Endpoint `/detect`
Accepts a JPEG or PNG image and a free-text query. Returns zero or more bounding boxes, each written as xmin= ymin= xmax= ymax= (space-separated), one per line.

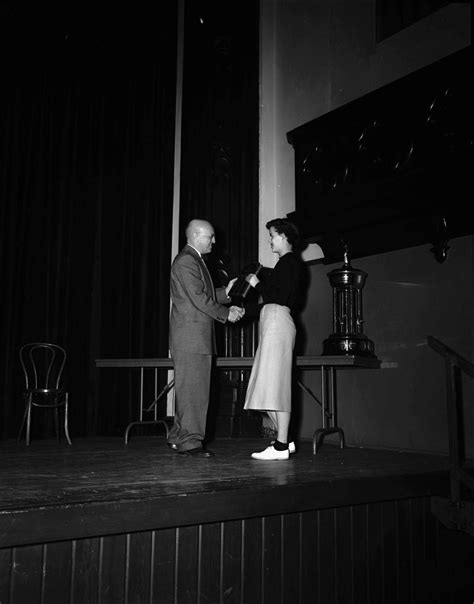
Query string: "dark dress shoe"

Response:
xmin=167 ymin=443 xmax=178 ymax=450
xmin=179 ymin=447 xmax=214 ymax=458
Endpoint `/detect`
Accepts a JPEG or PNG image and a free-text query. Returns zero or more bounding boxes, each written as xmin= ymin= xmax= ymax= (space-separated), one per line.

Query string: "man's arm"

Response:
xmin=173 ymin=256 xmax=246 ymax=323
xmin=215 ymin=277 xmax=238 ymax=304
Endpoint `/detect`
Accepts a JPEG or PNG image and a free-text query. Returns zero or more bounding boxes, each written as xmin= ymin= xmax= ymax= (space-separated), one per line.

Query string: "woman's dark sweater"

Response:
xmin=252 ymin=252 xmax=304 ymax=314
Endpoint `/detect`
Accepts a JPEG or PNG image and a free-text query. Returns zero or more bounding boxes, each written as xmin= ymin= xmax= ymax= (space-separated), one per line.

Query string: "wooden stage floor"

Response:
xmin=3 ymin=437 xmax=474 ymax=604
xmin=0 ymin=435 xmax=454 ymax=548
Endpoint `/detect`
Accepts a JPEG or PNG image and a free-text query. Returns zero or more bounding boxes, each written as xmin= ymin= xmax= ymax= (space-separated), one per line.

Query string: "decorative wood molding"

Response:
xmin=287 ymin=47 xmax=473 ymax=264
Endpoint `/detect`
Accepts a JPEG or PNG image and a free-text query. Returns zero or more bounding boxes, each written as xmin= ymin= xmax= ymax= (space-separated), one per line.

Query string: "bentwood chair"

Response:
xmin=18 ymin=343 xmax=72 ymax=446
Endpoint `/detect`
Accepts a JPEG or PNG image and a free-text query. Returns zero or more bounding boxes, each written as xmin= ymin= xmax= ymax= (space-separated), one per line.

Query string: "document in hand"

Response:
xmin=228 ymin=263 xmax=262 ymax=303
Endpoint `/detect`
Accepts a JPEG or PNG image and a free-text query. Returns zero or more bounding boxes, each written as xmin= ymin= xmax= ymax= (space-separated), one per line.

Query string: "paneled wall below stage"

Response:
xmin=1 ymin=496 xmax=473 ymax=603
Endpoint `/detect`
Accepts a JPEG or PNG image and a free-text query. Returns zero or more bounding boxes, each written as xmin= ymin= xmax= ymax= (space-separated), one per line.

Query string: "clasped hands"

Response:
xmin=228 ymin=305 xmax=245 ymax=323
xmin=225 ymin=278 xmax=246 ymax=323
xmin=225 ymin=274 xmax=262 ymax=323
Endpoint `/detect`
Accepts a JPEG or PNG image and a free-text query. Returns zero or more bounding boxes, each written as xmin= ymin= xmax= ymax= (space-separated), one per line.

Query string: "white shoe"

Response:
xmin=251 ymin=445 xmax=290 ymax=461
xmin=271 ymin=440 xmax=296 ymax=454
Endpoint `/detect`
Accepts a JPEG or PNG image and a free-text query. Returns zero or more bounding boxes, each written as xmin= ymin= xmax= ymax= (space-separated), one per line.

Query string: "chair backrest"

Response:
xmin=19 ymin=343 xmax=67 ymax=392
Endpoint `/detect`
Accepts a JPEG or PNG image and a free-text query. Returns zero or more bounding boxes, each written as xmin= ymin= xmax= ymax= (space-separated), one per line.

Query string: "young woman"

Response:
xmin=244 ymin=218 xmax=304 ymax=460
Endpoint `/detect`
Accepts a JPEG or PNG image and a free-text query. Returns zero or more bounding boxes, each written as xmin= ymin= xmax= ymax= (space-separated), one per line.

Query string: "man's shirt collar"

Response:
xmin=187 ymin=243 xmax=202 ymax=257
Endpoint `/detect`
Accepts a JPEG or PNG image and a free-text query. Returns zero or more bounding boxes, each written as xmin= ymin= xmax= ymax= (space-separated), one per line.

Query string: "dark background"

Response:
xmin=0 ymin=0 xmax=259 ymax=438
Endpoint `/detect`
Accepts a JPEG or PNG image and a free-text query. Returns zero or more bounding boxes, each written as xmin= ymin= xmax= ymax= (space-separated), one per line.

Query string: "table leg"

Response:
xmin=312 ymin=366 xmax=345 ymax=454
xmin=124 ymin=367 xmax=170 ymax=444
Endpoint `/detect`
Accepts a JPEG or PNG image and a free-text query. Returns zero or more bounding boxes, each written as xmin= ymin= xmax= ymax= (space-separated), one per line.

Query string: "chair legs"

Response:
xmin=54 ymin=407 xmax=60 ymax=443
xmin=18 ymin=393 xmax=72 ymax=446
xmin=26 ymin=396 xmax=32 ymax=446
xmin=64 ymin=394 xmax=72 ymax=445
xmin=17 ymin=395 xmax=30 ymax=444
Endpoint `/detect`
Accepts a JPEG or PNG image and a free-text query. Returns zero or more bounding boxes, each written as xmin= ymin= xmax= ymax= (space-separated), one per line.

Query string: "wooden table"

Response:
xmin=95 ymin=355 xmax=380 ymax=453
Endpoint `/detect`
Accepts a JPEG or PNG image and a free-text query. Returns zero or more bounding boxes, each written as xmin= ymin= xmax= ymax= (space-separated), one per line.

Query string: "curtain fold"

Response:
xmin=180 ymin=0 xmax=259 ymax=283
xmin=0 ymin=6 xmax=177 ymax=438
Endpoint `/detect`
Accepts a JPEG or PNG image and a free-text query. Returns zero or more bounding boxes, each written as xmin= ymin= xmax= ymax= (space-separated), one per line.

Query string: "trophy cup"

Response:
xmin=322 ymin=246 xmax=376 ymax=357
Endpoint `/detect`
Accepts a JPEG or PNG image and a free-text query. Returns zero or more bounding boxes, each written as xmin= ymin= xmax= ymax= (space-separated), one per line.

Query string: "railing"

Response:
xmin=427 ymin=335 xmax=474 ymax=503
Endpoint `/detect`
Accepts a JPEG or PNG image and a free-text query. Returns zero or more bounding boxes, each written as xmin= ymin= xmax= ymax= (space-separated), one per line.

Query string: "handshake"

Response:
xmin=228 ymin=305 xmax=245 ymax=323
xmin=225 ymin=269 xmax=262 ymax=323
xmin=225 ymin=277 xmax=245 ymax=323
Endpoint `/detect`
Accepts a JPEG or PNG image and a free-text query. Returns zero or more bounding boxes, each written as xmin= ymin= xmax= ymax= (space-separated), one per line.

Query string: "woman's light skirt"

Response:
xmin=244 ymin=304 xmax=296 ymax=412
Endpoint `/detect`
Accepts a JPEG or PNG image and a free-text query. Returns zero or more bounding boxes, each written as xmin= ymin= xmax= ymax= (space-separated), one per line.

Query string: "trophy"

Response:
xmin=322 ymin=246 xmax=376 ymax=357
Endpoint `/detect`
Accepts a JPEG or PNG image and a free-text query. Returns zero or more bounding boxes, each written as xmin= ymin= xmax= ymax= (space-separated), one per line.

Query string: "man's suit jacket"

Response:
xmin=169 ymin=245 xmax=230 ymax=355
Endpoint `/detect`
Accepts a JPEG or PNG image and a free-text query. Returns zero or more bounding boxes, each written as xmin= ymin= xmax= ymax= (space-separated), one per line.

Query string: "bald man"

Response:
xmin=168 ymin=219 xmax=245 ymax=457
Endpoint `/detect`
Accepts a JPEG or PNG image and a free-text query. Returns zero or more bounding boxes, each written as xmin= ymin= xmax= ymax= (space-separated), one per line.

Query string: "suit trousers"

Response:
xmin=169 ymin=350 xmax=213 ymax=451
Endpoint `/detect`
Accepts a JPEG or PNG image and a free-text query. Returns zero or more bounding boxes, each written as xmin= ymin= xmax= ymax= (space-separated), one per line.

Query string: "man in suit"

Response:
xmin=168 ymin=219 xmax=245 ymax=457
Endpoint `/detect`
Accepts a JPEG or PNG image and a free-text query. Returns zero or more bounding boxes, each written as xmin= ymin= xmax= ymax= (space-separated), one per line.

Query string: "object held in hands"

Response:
xmin=228 ymin=263 xmax=262 ymax=304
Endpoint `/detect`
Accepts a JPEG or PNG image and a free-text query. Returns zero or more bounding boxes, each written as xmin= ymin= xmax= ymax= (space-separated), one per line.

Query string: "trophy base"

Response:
xmin=322 ymin=334 xmax=376 ymax=357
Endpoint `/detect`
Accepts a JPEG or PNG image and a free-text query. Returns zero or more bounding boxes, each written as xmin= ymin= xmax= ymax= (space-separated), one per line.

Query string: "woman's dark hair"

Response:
xmin=265 ymin=218 xmax=299 ymax=247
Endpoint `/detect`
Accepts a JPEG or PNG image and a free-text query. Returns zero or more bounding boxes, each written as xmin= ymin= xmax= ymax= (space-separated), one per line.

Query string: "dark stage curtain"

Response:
xmin=178 ymin=1 xmax=260 ymax=438
xmin=180 ymin=0 xmax=259 ymax=281
xmin=0 ymin=5 xmax=177 ymax=439
xmin=180 ymin=0 xmax=259 ymax=359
